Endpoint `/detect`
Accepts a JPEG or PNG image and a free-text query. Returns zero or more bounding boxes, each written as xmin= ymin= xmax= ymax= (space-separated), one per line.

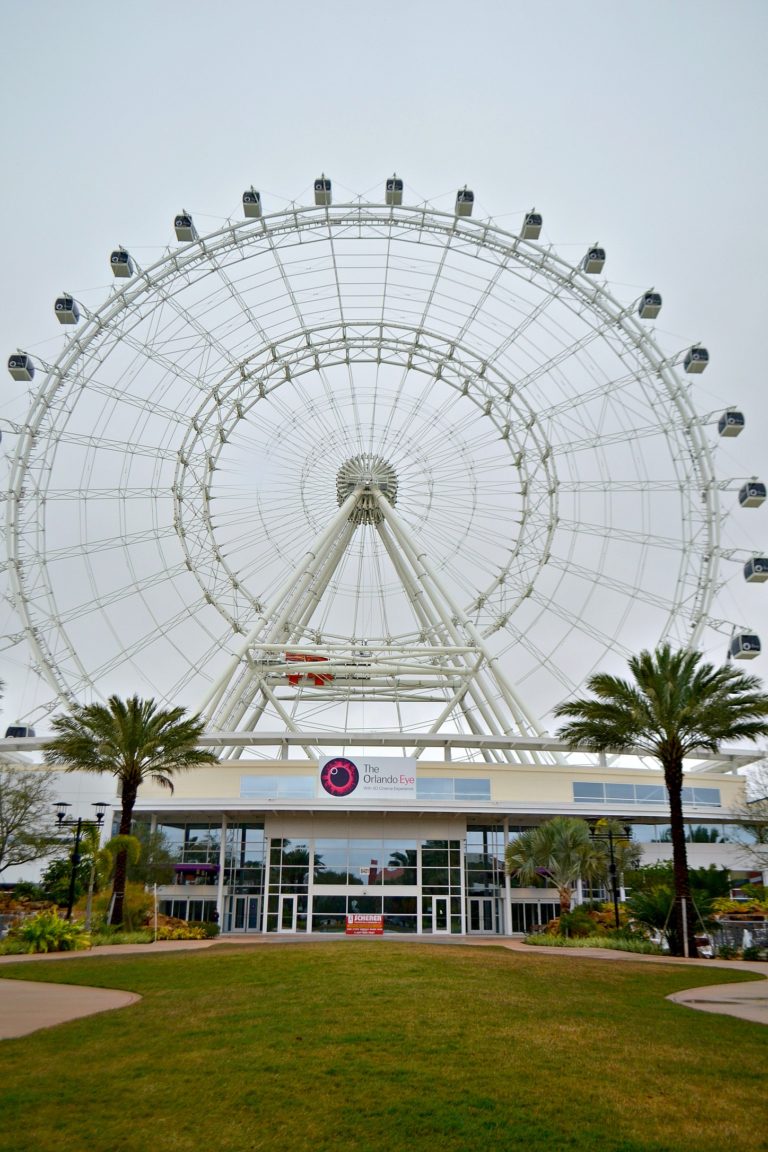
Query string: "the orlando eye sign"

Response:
xmin=318 ymin=755 xmax=417 ymax=800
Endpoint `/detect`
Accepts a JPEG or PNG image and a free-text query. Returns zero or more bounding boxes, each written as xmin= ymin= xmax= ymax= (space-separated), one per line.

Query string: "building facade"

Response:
xmin=131 ymin=755 xmax=758 ymax=936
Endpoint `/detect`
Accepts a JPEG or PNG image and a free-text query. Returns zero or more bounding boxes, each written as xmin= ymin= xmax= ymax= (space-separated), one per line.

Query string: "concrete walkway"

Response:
xmin=0 ymin=940 xmax=213 ymax=1039
xmin=509 ymin=939 xmax=768 ymax=1025
xmin=0 ymin=936 xmax=766 ymax=1039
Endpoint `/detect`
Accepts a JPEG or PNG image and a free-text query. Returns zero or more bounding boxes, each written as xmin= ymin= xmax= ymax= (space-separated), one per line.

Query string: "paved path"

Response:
xmin=0 ymin=979 xmax=140 ymax=1039
xmin=0 ymin=937 xmax=765 ymax=1039
xmin=0 ymin=941 xmax=213 ymax=1039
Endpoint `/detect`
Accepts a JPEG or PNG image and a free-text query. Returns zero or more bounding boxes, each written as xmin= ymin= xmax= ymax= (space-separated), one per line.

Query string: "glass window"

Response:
xmin=240 ymin=775 xmax=315 ymax=799
xmin=691 ymin=787 xmax=721 ymax=806
xmin=312 ymin=913 xmax=345 ymax=933
xmin=416 ymin=778 xmax=491 ymax=800
xmin=347 ymin=840 xmax=384 ymax=882
xmin=635 ymin=785 xmax=667 ymax=803
xmin=347 ymin=895 xmax=382 ymax=915
xmin=455 ymin=778 xmax=491 ymax=800
xmin=383 ymin=843 xmax=417 ymax=886
xmin=157 ymin=823 xmax=185 ymax=856
xmin=278 ymin=776 xmax=316 ymax=796
xmin=417 ymin=778 xmax=453 ymax=797
xmin=574 ymin=782 xmax=604 ymax=801
xmin=606 ymin=784 xmax=635 ymax=801
xmin=313 ymin=895 xmax=346 ymax=914
xmin=422 ymin=868 xmax=450 ymax=890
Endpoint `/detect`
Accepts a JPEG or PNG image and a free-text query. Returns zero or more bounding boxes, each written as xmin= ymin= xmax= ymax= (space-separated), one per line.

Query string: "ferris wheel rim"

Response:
xmin=4 ymin=193 xmax=725 ymax=727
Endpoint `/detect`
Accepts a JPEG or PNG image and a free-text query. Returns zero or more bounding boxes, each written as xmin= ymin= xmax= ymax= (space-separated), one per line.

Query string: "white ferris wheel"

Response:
xmin=4 ymin=176 xmax=764 ymax=761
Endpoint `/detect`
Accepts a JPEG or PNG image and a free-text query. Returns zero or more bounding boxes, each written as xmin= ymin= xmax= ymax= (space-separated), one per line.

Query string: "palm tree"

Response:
xmin=554 ymin=645 xmax=768 ymax=956
xmin=44 ymin=695 xmax=216 ymax=925
xmin=505 ymin=816 xmax=606 ymax=913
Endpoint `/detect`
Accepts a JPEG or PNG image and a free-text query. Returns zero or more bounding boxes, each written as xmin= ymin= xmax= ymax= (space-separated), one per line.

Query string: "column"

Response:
xmin=503 ymin=817 xmax=513 ymax=936
xmin=216 ymin=815 xmax=227 ymax=929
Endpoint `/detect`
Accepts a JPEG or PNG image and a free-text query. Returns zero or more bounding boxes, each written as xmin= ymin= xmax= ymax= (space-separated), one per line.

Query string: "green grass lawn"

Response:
xmin=0 ymin=943 xmax=765 ymax=1152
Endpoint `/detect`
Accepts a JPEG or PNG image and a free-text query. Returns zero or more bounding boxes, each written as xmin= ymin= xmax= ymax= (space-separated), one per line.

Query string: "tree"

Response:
xmin=127 ymin=823 xmax=176 ymax=887
xmin=554 ymin=644 xmax=768 ymax=956
xmin=0 ymin=765 xmax=59 ymax=875
xmin=40 ymin=855 xmax=91 ymax=906
xmin=732 ymin=764 xmax=768 ymax=869
xmin=626 ymin=863 xmax=730 ymax=951
xmin=44 ymin=695 xmax=217 ymax=926
xmin=505 ymin=817 xmax=606 ymax=913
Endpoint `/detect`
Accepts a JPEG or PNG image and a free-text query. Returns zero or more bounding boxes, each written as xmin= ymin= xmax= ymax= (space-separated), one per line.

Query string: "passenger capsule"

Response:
xmin=521 ymin=211 xmax=542 ymax=240
xmin=174 ymin=212 xmax=197 ymax=242
xmin=718 ymin=410 xmax=745 ymax=437
xmin=7 ymin=352 xmax=34 ymax=382
xmin=581 ymin=246 xmax=606 ymax=274
xmin=385 ymin=176 xmax=403 ymax=206
xmin=54 ymin=295 xmax=80 ymax=325
xmin=684 ymin=345 xmax=709 ymax=373
xmin=4 ymin=725 xmax=36 ymax=738
xmin=638 ymin=291 xmax=662 ymax=319
xmin=243 ymin=188 xmax=262 ymax=218
xmin=739 ymin=481 xmax=766 ymax=508
xmin=110 ymin=247 xmax=134 ymax=278
xmin=744 ymin=557 xmax=768 ymax=583
xmin=455 ymin=187 xmax=474 ymax=216
xmin=314 ymin=176 xmax=332 ymax=206
xmin=730 ymin=632 xmax=761 ymax=659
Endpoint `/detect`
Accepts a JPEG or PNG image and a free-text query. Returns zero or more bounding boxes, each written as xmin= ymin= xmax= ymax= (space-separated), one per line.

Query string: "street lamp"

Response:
xmin=590 ymin=823 xmax=621 ymax=930
xmin=54 ymin=801 xmax=108 ymax=920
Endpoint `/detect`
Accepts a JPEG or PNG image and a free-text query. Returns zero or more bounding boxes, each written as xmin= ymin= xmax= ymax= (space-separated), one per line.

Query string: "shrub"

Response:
xmin=716 ymin=942 xmax=738 ymax=959
xmin=10 ymin=881 xmax=46 ymax=902
xmin=525 ymin=933 xmax=661 ymax=954
xmin=156 ymin=922 xmax=210 ymax=940
xmin=188 ymin=919 xmax=220 ymax=939
xmin=8 ymin=910 xmax=91 ymax=953
xmin=0 ymin=938 xmax=27 ymax=955
xmin=91 ymin=929 xmax=154 ymax=946
xmin=557 ymin=908 xmax=596 ymax=938
xmin=84 ymin=882 xmax=154 ymax=931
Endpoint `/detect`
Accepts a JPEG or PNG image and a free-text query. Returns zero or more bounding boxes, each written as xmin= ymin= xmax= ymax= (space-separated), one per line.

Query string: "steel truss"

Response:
xmin=3 ymin=192 xmax=753 ymax=756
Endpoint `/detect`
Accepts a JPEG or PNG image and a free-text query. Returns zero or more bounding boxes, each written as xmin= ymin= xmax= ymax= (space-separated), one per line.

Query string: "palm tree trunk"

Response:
xmin=664 ymin=755 xmax=697 ymax=958
xmin=109 ymin=787 xmax=137 ymax=926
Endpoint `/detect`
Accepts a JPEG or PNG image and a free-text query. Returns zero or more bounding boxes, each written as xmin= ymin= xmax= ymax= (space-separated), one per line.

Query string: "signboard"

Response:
xmin=345 ymin=914 xmax=383 ymax=936
xmin=318 ymin=755 xmax=416 ymax=800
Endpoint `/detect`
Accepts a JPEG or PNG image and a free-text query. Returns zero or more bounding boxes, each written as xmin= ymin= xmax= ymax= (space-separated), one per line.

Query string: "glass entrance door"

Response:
xmin=278 ymin=894 xmax=297 ymax=933
xmin=468 ymin=897 xmax=496 ymax=934
xmin=432 ymin=896 xmax=450 ymax=934
xmin=231 ymin=895 xmax=261 ymax=933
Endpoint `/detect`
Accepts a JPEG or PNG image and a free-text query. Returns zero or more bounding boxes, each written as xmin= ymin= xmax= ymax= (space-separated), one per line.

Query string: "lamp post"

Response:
xmin=54 ymin=802 xmax=108 ymax=920
xmin=590 ymin=824 xmax=621 ymax=930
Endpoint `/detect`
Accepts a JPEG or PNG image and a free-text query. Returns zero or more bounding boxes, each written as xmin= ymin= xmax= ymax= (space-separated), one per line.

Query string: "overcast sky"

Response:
xmin=0 ymin=0 xmax=766 ymax=727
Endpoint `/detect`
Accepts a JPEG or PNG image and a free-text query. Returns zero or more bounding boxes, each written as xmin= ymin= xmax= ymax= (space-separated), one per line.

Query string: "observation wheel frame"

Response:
xmin=5 ymin=194 xmax=724 ymax=757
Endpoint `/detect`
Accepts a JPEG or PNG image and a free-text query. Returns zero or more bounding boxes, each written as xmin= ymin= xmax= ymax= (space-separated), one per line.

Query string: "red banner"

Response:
xmin=345 ymin=914 xmax=383 ymax=936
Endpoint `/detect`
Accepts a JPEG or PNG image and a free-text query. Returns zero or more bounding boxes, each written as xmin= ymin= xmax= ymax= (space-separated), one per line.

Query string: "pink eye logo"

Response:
xmin=320 ymin=757 xmax=359 ymax=796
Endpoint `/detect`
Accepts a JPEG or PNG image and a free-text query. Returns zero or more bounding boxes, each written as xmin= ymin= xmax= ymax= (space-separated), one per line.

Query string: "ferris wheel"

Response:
xmin=4 ymin=176 xmax=762 ymax=759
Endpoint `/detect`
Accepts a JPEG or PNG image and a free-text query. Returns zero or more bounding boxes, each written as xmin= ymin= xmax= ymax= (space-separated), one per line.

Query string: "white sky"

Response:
xmin=0 ymin=0 xmax=766 ymax=728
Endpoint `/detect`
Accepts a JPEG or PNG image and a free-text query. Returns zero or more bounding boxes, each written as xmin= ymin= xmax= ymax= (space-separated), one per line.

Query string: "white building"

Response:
xmin=125 ymin=748 xmax=761 ymax=936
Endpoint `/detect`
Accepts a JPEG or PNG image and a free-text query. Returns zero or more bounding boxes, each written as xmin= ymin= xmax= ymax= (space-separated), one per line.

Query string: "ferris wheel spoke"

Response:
xmin=39 ymin=525 xmax=177 ymax=565
xmin=556 ymin=517 xmax=693 ymax=553
xmin=527 ymin=587 xmax=635 ymax=660
xmin=83 ymin=594 xmax=215 ymax=686
xmin=6 ymin=196 xmax=736 ymax=745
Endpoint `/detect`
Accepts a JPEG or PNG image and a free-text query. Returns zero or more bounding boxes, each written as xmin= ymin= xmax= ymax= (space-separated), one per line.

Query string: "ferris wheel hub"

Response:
xmin=336 ymin=453 xmax=398 ymax=525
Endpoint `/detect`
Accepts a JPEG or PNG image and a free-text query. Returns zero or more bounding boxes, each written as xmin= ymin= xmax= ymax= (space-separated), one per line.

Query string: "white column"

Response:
xmin=216 ymin=815 xmax=227 ymax=929
xmin=503 ymin=817 xmax=513 ymax=936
